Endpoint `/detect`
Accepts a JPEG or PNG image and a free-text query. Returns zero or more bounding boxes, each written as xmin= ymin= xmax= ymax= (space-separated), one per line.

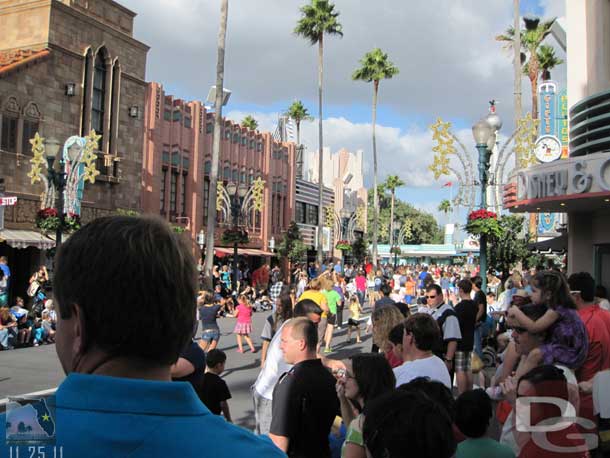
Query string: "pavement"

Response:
xmin=0 ymin=307 xmax=372 ymax=430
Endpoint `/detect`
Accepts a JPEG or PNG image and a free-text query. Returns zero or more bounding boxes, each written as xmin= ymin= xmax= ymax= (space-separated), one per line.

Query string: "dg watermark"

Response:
xmin=515 ymin=395 xmax=598 ymax=453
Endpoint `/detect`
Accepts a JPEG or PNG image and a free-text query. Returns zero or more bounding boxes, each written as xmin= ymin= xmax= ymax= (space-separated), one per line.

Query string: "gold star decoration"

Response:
xmin=81 ymin=130 xmax=101 ymax=184
xmin=514 ymin=113 xmax=540 ymax=169
xmin=251 ymin=177 xmax=265 ymax=212
xmin=429 ymin=117 xmax=456 ymax=180
xmin=324 ymin=206 xmax=335 ymax=228
xmin=216 ymin=182 xmax=225 ymax=212
xmin=28 ymin=132 xmax=46 ymax=184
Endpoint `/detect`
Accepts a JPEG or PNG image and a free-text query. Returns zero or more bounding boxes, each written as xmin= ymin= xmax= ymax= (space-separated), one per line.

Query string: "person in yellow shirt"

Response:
xmin=298 ymin=277 xmax=329 ymax=351
xmin=346 ymin=295 xmax=363 ymax=343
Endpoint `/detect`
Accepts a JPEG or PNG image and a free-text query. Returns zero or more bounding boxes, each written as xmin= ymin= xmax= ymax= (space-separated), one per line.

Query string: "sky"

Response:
xmin=121 ymin=0 xmax=566 ymax=223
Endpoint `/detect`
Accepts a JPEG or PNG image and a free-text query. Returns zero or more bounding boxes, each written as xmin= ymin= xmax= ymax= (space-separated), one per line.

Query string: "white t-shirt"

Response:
xmin=393 ymin=355 xmax=452 ymax=389
xmin=253 ymin=320 xmax=292 ymax=400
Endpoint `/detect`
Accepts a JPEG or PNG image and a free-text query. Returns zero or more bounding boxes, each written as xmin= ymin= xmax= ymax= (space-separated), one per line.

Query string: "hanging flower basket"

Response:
xmin=465 ymin=209 xmax=502 ymax=238
xmin=35 ymin=208 xmax=81 ymax=234
xmin=390 ymin=245 xmax=402 ymax=255
xmin=335 ymin=240 xmax=352 ymax=251
xmin=221 ymin=228 xmax=249 ymax=245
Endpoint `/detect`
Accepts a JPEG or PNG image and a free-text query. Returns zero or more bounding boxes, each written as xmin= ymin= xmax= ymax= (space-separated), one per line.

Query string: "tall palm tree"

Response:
xmin=241 ymin=115 xmax=258 ymax=130
xmin=352 ymin=48 xmax=399 ymax=266
xmin=286 ymin=100 xmax=313 ymax=179
xmin=285 ymin=100 xmax=313 ymax=146
xmin=496 ymin=17 xmax=556 ymax=120
xmin=537 ymin=44 xmax=564 ymax=81
xmin=438 ymin=199 xmax=452 ymax=215
xmin=383 ymin=175 xmax=405 ymax=247
xmin=203 ymin=0 xmax=229 ymax=289
xmin=295 ymin=0 xmax=343 ymax=266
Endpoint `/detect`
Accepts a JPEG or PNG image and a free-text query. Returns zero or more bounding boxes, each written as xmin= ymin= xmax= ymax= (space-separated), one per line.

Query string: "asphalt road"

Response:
xmin=0 ymin=307 xmax=372 ymax=429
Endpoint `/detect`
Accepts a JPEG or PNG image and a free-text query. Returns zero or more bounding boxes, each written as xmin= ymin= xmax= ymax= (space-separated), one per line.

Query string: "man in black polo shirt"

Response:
xmin=269 ymin=317 xmax=339 ymax=457
xmin=453 ymin=279 xmax=477 ymax=394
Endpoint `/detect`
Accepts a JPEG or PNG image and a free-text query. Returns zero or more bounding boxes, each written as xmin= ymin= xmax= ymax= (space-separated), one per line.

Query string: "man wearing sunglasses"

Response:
xmin=425 ymin=284 xmax=461 ymax=377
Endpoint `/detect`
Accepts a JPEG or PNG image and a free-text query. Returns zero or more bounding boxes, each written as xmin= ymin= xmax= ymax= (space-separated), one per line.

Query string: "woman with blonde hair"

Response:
xmin=372 ymin=305 xmax=406 ymax=368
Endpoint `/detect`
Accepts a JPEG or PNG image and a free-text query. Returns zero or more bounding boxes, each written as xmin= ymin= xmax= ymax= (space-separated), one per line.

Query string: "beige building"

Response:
xmin=504 ymin=0 xmax=610 ymax=288
xmin=0 ymin=0 xmax=149 ymax=298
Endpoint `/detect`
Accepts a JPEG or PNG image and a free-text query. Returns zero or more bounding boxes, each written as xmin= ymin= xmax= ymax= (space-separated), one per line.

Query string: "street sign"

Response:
xmin=0 ymin=196 xmax=17 ymax=206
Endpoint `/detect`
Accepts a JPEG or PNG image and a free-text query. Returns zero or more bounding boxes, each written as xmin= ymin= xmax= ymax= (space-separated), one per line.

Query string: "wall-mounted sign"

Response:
xmin=534 ymin=135 xmax=562 ymax=163
xmin=556 ymin=88 xmax=569 ymax=159
xmin=539 ymin=81 xmax=557 ymax=138
xmin=515 ymin=152 xmax=610 ymax=201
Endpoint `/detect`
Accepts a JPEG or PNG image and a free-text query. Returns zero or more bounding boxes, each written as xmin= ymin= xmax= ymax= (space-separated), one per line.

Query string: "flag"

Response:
xmin=442 ymin=182 xmax=453 ymax=187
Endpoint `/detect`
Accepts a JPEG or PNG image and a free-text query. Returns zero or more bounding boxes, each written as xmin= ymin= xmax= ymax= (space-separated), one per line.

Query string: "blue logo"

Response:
xmin=5 ymin=396 xmax=56 ymax=445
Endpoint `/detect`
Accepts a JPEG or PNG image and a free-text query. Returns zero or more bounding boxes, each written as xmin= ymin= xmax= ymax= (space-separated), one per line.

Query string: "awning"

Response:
xmin=0 ymin=229 xmax=55 ymax=250
xmin=214 ymin=247 xmax=275 ymax=257
xmin=528 ymin=234 xmax=567 ymax=253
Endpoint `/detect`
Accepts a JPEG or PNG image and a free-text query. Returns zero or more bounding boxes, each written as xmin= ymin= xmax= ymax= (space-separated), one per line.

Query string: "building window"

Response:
xmin=170 ymin=171 xmax=178 ymax=213
xmin=204 ymin=160 xmax=211 ymax=175
xmin=171 ymin=151 xmax=180 ymax=167
xmin=241 ymin=137 xmax=247 ymax=146
xmin=223 ymin=166 xmax=231 ymax=180
xmin=184 ymin=116 xmax=192 ymax=128
xmin=204 ymin=177 xmax=210 ymax=219
xmin=160 ymin=168 xmax=167 ymax=213
xmin=306 ymin=204 xmax=318 ymax=225
xmin=92 ymin=52 xmax=106 ymax=141
xmin=296 ymin=202 xmax=306 ymax=224
xmin=206 ymin=122 xmax=213 ymax=134
xmin=0 ymin=115 xmax=18 ymax=152
xmin=181 ymin=173 xmax=187 ymax=215
xmin=182 ymin=155 xmax=190 ymax=170
xmin=249 ymin=140 xmax=255 ymax=149
xmin=172 ymin=110 xmax=181 ymax=122
xmin=224 ymin=130 xmax=231 ymax=140
xmin=232 ymin=133 xmax=239 ymax=143
xmin=164 ymin=109 xmax=171 ymax=121
xmin=162 ymin=150 xmax=170 ymax=164
xmin=257 ymin=142 xmax=263 ymax=152
xmin=240 ymin=171 xmax=246 ymax=183
xmin=232 ymin=169 xmax=239 ymax=182
xmin=22 ymin=118 xmax=39 ymax=155
xmin=249 ymin=173 xmax=254 ymax=185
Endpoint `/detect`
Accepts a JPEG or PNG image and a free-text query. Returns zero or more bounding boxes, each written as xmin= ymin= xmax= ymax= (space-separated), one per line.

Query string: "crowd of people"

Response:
xmin=3 ymin=217 xmax=610 ymax=458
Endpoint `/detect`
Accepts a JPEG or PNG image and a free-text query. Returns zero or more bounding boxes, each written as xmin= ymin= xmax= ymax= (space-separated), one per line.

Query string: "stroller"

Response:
xmin=31 ymin=289 xmax=48 ymax=317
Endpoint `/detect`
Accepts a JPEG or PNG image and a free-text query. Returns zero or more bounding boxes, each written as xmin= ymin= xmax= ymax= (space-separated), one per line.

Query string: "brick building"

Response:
xmin=141 ymin=83 xmax=296 ymax=261
xmin=0 ymin=0 xmax=149 ymax=298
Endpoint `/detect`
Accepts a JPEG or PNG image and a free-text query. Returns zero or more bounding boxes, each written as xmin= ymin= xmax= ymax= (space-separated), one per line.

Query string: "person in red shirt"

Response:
xmin=252 ymin=264 xmax=270 ymax=291
xmin=568 ymin=272 xmax=610 ymax=433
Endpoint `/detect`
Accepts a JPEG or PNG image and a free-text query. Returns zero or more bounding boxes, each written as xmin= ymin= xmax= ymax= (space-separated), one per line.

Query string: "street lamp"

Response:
xmin=269 ymin=236 xmax=275 ymax=252
xmin=472 ymin=119 xmax=495 ymax=293
xmin=227 ymin=181 xmax=247 ymax=296
xmin=197 ymin=229 xmax=205 ymax=262
xmin=44 ymin=137 xmax=67 ymax=248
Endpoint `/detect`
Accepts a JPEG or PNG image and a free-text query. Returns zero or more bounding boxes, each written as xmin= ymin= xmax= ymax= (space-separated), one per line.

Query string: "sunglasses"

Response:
xmin=425 ymin=295 xmax=437 ymax=299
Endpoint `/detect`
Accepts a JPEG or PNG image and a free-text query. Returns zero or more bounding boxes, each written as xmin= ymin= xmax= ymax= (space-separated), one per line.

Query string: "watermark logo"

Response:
xmin=5 ymin=396 xmax=56 ymax=445
xmin=515 ymin=395 xmax=598 ymax=453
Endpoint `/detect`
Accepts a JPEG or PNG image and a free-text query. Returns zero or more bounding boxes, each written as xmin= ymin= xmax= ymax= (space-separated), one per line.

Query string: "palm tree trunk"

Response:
xmin=530 ymin=73 xmax=539 ymax=120
xmin=389 ymin=190 xmax=395 ymax=247
xmin=203 ymin=0 xmax=228 ymax=289
xmin=296 ymin=120 xmax=302 ymax=180
xmin=372 ymin=79 xmax=379 ymax=267
xmin=316 ymin=35 xmax=324 ymax=266
xmin=513 ymin=0 xmax=522 ymax=128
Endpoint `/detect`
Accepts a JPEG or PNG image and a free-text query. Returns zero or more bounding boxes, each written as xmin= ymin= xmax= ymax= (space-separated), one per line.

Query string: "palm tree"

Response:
xmin=438 ymin=199 xmax=452 ymax=215
xmin=496 ymin=17 xmax=556 ymax=120
xmin=352 ymin=48 xmax=399 ymax=266
xmin=286 ymin=100 xmax=313 ymax=146
xmin=295 ymin=0 xmax=343 ymax=266
xmin=537 ymin=44 xmax=564 ymax=81
xmin=383 ymin=175 xmax=405 ymax=247
xmin=241 ymin=115 xmax=258 ymax=130
xmin=203 ymin=0 xmax=229 ymax=289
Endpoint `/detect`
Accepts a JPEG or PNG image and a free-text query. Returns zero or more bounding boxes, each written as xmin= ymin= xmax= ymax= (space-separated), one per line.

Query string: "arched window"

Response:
xmin=92 ymin=52 xmax=106 ymax=141
xmin=223 ymin=166 xmax=231 ymax=180
xmin=232 ymin=169 xmax=239 ymax=182
xmin=204 ymin=160 xmax=211 ymax=175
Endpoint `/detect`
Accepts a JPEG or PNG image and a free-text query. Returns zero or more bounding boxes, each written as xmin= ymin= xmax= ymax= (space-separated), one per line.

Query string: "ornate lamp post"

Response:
xmin=197 ymin=229 xmax=205 ymax=262
xmin=471 ymin=119 xmax=496 ymax=293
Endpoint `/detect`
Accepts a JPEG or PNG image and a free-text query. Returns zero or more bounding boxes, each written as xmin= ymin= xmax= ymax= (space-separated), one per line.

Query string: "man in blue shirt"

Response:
xmin=0 ymin=216 xmax=284 ymax=458
xmin=0 ymin=255 xmax=10 ymax=283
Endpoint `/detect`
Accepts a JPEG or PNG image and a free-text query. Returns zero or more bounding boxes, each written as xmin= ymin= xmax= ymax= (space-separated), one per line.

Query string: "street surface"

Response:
xmin=0 ymin=307 xmax=372 ymax=429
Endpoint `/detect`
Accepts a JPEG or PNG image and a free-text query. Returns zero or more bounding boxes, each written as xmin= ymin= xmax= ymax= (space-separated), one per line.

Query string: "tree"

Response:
xmin=277 ymin=221 xmax=307 ymax=264
xmin=241 ymin=115 xmax=258 ymax=130
xmin=438 ymin=199 xmax=452 ymax=215
xmin=351 ymin=234 xmax=368 ymax=264
xmin=203 ymin=0 xmax=229 ymax=289
xmin=537 ymin=44 xmax=564 ymax=81
xmin=382 ymin=175 xmax=405 ymax=247
xmin=285 ymin=100 xmax=313 ymax=146
xmin=295 ymin=0 xmax=343 ymax=266
xmin=487 ymin=214 xmax=537 ymax=282
xmin=367 ymin=190 xmax=443 ymax=245
xmin=353 ymin=48 xmax=399 ymax=266
xmin=496 ymin=16 xmax=556 ymax=119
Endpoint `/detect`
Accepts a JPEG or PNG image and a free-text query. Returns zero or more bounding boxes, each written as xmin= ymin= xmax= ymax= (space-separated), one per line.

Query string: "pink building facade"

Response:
xmin=141 ymin=82 xmax=296 ymax=256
